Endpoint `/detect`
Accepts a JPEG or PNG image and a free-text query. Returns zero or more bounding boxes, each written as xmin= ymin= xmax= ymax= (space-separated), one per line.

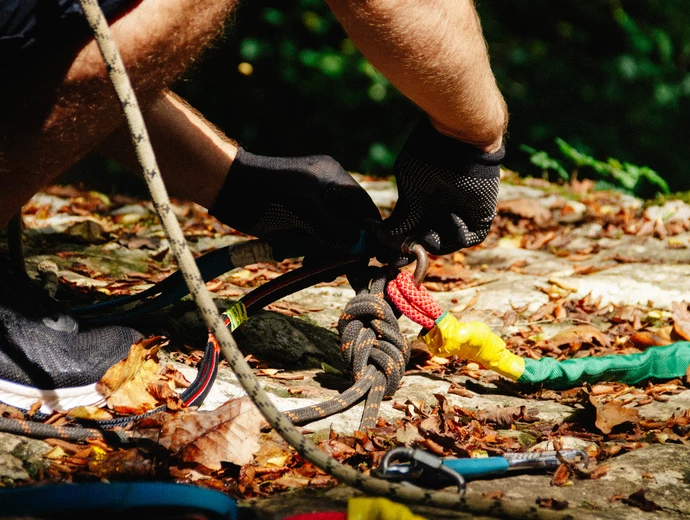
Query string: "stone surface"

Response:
xmin=0 ymin=432 xmax=51 ymax=482
xmin=4 ymin=180 xmax=690 ymax=518
xmin=0 ymin=452 xmax=29 ymax=481
xmin=244 ymin=445 xmax=690 ymax=520
xmin=170 ymin=180 xmax=690 ymax=517
xmin=233 ymin=310 xmax=346 ymax=371
xmin=222 ymin=181 xmax=690 ymax=518
xmin=467 ymin=444 xmax=690 ymax=519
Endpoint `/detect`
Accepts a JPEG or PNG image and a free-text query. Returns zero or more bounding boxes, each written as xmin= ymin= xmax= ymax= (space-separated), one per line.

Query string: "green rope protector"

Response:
xmin=519 ymin=341 xmax=690 ymax=389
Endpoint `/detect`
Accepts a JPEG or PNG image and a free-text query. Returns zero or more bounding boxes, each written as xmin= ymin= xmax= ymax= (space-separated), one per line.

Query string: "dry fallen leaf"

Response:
xmin=159 ymin=365 xmax=191 ymax=388
xmin=146 ymin=382 xmax=184 ymax=410
xmin=541 ymin=325 xmax=611 ymax=353
xmin=88 ymin=448 xmax=153 ymax=479
xmin=550 ymin=464 xmax=573 ymax=487
xmin=536 ymin=496 xmax=569 ymax=510
xmin=589 ymin=384 xmax=615 ymax=396
xmin=0 ymin=403 xmax=25 ymax=420
xmin=97 ymin=336 xmax=167 ymax=396
xmin=589 ymin=394 xmax=641 ymax=434
xmin=672 ymin=302 xmax=690 ymax=341
xmin=118 ymin=235 xmax=161 ymax=250
xmin=253 ymin=433 xmax=292 ymax=468
xmin=479 ymin=405 xmax=537 ymax=428
xmin=96 ymin=337 xmax=171 ymax=415
xmin=448 ymin=384 xmax=476 ymax=398
xmin=67 ymin=406 xmax=114 ymax=421
xmin=395 ymin=423 xmax=425 ymax=446
xmin=135 ymin=397 xmax=266 ymax=471
xmin=629 ymin=331 xmax=673 ymax=348
xmin=483 ymin=490 xmax=505 ymax=501
xmin=588 ymin=464 xmax=610 ymax=480
xmin=265 ymin=300 xmax=323 ymax=317
xmin=65 ymin=219 xmax=108 ymax=243
xmin=623 ymin=489 xmax=661 ymax=512
xmin=106 ymin=363 xmax=162 ymax=414
xmin=27 ymin=400 xmax=43 ymax=417
xmin=256 ymin=369 xmax=304 ymax=381
xmin=425 ymin=262 xmax=475 ymax=283
xmin=271 ymin=474 xmax=311 ymax=489
xmin=498 ymin=199 xmax=553 ymax=227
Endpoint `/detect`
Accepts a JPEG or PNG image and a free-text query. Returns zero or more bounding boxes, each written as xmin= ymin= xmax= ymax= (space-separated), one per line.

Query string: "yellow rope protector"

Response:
xmin=422 ymin=312 xmax=525 ymax=380
xmin=348 ymin=497 xmax=428 ymax=520
xmin=223 ymin=301 xmax=248 ymax=332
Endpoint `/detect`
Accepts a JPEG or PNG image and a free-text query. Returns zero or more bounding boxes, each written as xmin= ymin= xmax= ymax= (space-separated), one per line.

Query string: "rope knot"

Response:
xmin=338 ymin=271 xmax=409 ymax=398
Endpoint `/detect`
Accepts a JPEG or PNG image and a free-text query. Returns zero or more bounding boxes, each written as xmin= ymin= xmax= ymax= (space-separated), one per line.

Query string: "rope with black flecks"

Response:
xmin=0 ymin=416 xmax=129 ymax=444
xmin=285 ymin=268 xmax=408 ymax=428
xmin=29 ymin=3 xmax=583 ymax=518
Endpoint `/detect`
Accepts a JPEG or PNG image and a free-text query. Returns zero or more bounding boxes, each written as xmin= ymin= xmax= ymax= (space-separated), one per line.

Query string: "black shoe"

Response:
xmin=0 ymin=258 xmax=141 ymax=413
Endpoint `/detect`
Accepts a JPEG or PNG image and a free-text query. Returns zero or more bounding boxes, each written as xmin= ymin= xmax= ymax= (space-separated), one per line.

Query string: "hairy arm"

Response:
xmin=100 ymin=91 xmax=238 ymax=208
xmin=325 ymin=0 xmax=507 ymax=151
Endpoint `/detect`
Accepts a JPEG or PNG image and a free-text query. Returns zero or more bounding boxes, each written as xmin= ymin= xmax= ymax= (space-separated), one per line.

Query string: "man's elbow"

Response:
xmin=432 ymin=96 xmax=509 ymax=153
xmin=476 ymin=98 xmax=508 ymax=153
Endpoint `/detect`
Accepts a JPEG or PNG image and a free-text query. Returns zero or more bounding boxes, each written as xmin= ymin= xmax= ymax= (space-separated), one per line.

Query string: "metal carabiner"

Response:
xmin=401 ymin=239 xmax=429 ymax=286
xmin=375 ymin=447 xmax=466 ymax=495
xmin=502 ymin=450 xmax=589 ymax=471
xmin=375 ymin=448 xmax=590 ymax=494
xmin=361 ymin=218 xmax=429 ymax=285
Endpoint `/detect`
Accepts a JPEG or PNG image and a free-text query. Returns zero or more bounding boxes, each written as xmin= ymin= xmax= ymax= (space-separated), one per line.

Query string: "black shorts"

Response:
xmin=0 ymin=0 xmax=140 ymax=75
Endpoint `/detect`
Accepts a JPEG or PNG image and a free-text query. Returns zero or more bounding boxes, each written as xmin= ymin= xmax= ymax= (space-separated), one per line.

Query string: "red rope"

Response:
xmin=282 ymin=513 xmax=346 ymax=520
xmin=386 ymin=271 xmax=443 ymax=329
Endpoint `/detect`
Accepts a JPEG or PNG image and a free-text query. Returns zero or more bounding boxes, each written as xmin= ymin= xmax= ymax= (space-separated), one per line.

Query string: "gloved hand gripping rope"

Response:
xmin=387 ymin=271 xmax=690 ymax=388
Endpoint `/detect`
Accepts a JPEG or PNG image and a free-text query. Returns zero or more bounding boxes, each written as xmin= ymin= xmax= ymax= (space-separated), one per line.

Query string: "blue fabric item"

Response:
xmin=0 ymin=482 xmax=238 ymax=519
xmin=443 ymin=457 xmax=510 ymax=479
xmin=0 ymin=0 xmax=139 ymax=71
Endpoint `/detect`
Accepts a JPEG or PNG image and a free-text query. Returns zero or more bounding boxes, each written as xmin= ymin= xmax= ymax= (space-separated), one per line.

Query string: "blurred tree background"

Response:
xmin=74 ymin=0 xmax=690 ymax=196
xmin=480 ymin=0 xmax=690 ymax=195
xmin=174 ymin=0 xmax=420 ymax=175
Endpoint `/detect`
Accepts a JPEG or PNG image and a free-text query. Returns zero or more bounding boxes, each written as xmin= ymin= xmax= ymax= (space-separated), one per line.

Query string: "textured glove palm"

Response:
xmin=383 ymin=118 xmax=504 ymax=262
xmin=210 ymin=149 xmax=381 ymax=255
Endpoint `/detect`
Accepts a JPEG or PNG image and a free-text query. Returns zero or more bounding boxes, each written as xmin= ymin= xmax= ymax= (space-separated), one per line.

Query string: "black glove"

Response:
xmin=381 ymin=118 xmax=504 ymax=265
xmin=209 ymin=149 xmax=381 ymax=256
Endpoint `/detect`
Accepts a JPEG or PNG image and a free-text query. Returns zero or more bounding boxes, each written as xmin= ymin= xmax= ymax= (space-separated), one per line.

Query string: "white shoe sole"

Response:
xmin=0 ymin=379 xmax=105 ymax=414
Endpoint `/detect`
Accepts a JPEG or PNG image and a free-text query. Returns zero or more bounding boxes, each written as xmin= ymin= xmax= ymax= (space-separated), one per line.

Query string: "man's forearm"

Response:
xmin=325 ymin=0 xmax=507 ymax=151
xmin=100 ymin=91 xmax=238 ymax=208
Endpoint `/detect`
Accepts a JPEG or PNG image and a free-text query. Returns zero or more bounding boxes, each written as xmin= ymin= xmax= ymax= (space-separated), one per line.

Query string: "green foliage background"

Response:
xmin=172 ymin=0 xmax=690 ymax=193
